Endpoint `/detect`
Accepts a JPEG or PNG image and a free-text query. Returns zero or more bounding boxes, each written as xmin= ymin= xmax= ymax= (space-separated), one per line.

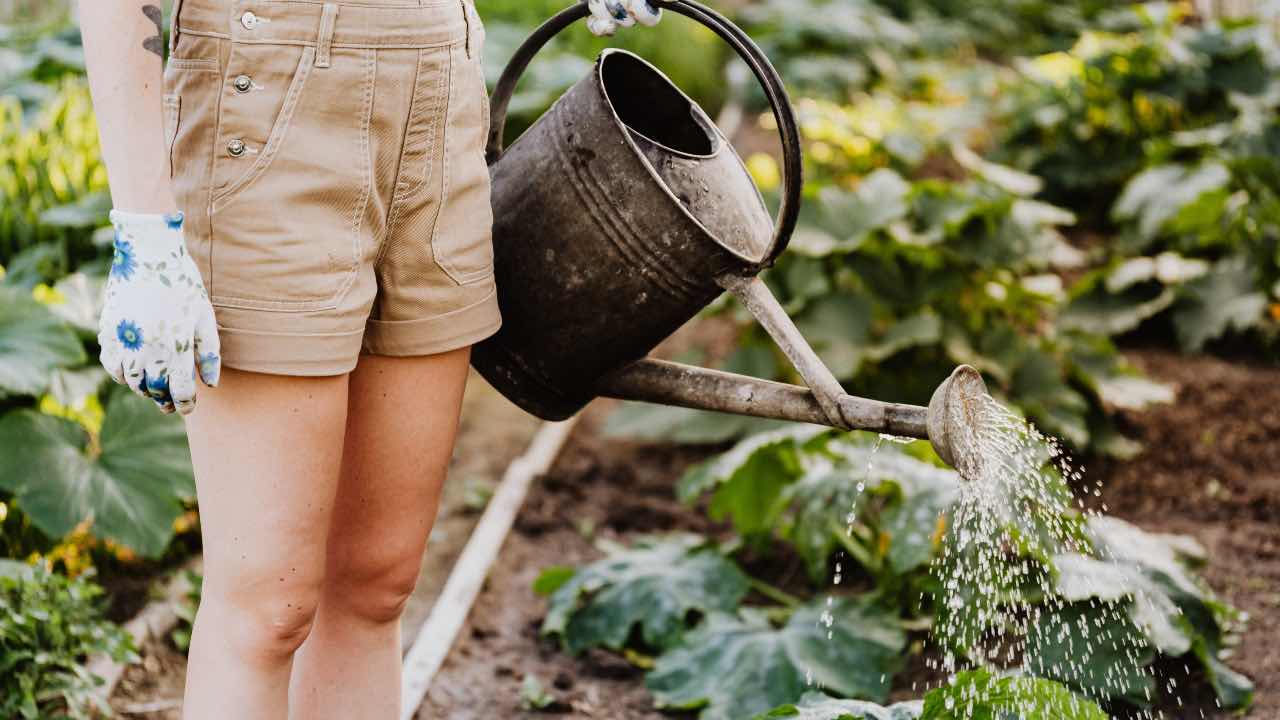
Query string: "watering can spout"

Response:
xmin=596 ymin=360 xmax=991 ymax=478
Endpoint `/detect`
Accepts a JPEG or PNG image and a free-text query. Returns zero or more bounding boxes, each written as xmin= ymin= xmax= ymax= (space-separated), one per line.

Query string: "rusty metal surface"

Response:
xmin=597 ymin=358 xmax=931 ymax=439
xmin=718 ymin=273 xmax=849 ymax=428
xmin=928 ymin=365 xmax=990 ymax=478
xmin=472 ymin=50 xmax=764 ymax=420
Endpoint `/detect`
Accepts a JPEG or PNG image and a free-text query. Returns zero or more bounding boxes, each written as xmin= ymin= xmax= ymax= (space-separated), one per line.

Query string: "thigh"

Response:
xmin=183 ymin=367 xmax=350 ymax=602
xmin=325 ymin=349 xmax=471 ymax=579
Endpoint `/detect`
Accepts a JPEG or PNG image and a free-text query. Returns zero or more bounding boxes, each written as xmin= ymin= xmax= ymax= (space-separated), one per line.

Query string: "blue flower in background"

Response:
xmin=111 ymin=236 xmax=137 ymax=280
xmin=116 ymin=319 xmax=144 ymax=350
xmin=165 ymin=211 xmax=185 ymax=230
xmin=199 ymin=351 xmax=221 ymax=385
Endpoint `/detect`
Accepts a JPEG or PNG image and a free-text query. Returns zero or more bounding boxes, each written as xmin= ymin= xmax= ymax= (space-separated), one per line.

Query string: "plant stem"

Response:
xmin=748 ymin=577 xmax=802 ymax=608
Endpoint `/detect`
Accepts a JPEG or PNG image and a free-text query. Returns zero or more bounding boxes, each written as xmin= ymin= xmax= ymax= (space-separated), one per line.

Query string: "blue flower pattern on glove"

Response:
xmin=116 ymin=319 xmax=144 ymax=350
xmin=98 ymin=209 xmax=221 ymax=415
xmin=111 ymin=235 xmax=137 ymax=281
xmin=199 ymin=351 xmax=221 ymax=386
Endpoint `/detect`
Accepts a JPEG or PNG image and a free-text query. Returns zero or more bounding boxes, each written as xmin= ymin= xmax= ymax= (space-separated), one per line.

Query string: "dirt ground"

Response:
xmin=419 ymin=349 xmax=1280 ymax=720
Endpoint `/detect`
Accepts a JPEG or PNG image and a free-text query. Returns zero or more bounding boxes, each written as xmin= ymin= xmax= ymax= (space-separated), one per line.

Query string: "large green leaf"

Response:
xmin=676 ymin=426 xmax=826 ymax=535
xmin=1061 ymin=279 xmax=1177 ymax=336
xmin=795 ymin=293 xmax=874 ymax=378
xmin=1172 ymin=255 xmax=1268 ymax=351
xmin=755 ymin=692 xmax=922 ymax=720
xmin=0 ymin=285 xmax=85 ymax=398
xmin=0 ymin=386 xmax=194 ymax=556
xmin=680 ymin=430 xmax=960 ymax=581
xmin=1112 ymin=162 xmax=1231 ymax=240
xmin=919 ymin=670 xmax=1108 ymax=720
xmin=647 ymin=598 xmax=907 ymax=720
xmin=1039 ymin=516 xmax=1253 ymax=709
xmin=42 ymin=272 xmax=104 ymax=335
xmin=782 ymin=437 xmax=959 ymax=581
xmin=540 ymin=534 xmax=749 ymax=654
xmin=756 ymin=671 xmax=1107 ymax=720
xmin=1024 ymin=600 xmax=1156 ymax=707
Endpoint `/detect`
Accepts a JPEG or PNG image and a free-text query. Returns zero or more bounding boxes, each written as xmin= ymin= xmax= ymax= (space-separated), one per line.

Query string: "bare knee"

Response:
xmin=324 ymin=545 xmax=424 ymax=625
xmin=201 ymin=575 xmax=324 ymax=664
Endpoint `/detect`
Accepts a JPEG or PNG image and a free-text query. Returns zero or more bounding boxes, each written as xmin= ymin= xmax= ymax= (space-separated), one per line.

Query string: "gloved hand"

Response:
xmin=586 ymin=0 xmax=662 ymax=36
xmin=98 ymin=209 xmax=221 ymax=415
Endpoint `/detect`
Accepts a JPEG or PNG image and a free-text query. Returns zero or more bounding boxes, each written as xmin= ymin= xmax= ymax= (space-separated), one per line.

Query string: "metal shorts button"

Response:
xmin=233 ymin=74 xmax=253 ymax=93
xmin=240 ymin=11 xmax=259 ymax=29
xmin=227 ymin=138 xmax=247 ymax=157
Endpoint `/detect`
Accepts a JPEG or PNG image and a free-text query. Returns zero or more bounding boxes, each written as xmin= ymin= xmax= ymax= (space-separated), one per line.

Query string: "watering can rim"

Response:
xmin=595 ymin=48 xmax=727 ymax=163
xmin=588 ymin=48 xmax=773 ymax=266
xmin=482 ymin=0 xmax=806 ymax=272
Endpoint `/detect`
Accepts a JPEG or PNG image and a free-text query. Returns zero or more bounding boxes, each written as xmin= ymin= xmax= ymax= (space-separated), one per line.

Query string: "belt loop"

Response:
xmin=315 ymin=3 xmax=339 ymax=68
xmin=168 ymin=0 xmax=184 ymax=55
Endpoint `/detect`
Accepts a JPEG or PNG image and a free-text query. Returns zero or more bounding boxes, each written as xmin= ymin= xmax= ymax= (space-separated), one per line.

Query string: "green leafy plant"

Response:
xmin=537 ymin=533 xmax=749 ymax=654
xmin=648 ymin=598 xmax=906 ymax=720
xmin=997 ymin=6 xmax=1275 ymax=210
xmin=0 ymin=384 xmax=196 ymax=558
xmin=755 ymin=670 xmax=1109 ymax=719
xmin=518 ymin=674 xmax=563 ymax=712
xmin=170 ymin=567 xmax=202 ymax=653
xmin=0 ymin=284 xmax=84 ymax=398
xmin=1030 ymin=515 xmax=1254 ymax=710
xmin=601 ymin=430 xmax=1250 ymax=712
xmin=677 ymin=428 xmax=957 ymax=588
xmin=0 ymin=561 xmax=138 ymax=719
xmin=0 ymin=80 xmax=108 ymax=268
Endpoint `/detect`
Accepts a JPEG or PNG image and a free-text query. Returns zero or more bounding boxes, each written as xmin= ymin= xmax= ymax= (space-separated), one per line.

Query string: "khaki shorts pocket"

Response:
xmin=211 ymin=44 xmax=315 ymax=206
xmin=206 ymin=45 xmax=376 ymax=312
xmin=432 ymin=40 xmax=495 ymax=286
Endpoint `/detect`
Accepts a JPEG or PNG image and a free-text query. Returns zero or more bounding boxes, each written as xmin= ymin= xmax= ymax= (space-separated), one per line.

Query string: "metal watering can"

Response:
xmin=471 ymin=0 xmax=990 ymax=476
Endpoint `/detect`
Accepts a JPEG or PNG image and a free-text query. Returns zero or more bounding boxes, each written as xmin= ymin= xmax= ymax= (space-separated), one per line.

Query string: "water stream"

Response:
xmin=811 ymin=396 xmax=1188 ymax=717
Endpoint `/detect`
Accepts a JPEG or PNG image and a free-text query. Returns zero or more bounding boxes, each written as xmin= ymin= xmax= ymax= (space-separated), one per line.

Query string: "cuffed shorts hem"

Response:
xmin=218 ymin=325 xmax=367 ymax=377
xmin=362 ymin=286 xmax=502 ymax=357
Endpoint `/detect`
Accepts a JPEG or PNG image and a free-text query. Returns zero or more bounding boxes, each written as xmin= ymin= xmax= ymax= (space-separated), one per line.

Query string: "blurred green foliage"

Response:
xmin=0 ymin=561 xmax=138 ymax=719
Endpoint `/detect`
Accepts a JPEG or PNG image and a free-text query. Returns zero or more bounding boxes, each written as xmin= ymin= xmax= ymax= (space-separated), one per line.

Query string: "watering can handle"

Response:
xmin=484 ymin=0 xmax=803 ymax=269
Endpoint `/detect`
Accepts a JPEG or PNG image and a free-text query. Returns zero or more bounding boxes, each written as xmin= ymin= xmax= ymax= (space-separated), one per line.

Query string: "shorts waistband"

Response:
xmin=173 ymin=0 xmax=470 ymax=50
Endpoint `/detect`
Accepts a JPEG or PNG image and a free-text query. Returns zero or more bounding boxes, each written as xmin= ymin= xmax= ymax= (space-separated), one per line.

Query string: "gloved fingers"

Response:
xmin=98 ymin=344 xmax=127 ymax=386
xmin=144 ymin=367 xmax=177 ymax=415
xmin=586 ymin=0 xmax=621 ymax=35
xmin=194 ymin=308 xmax=222 ymax=387
xmin=587 ymin=14 xmax=618 ymax=36
xmin=624 ymin=0 xmax=661 ymax=26
xmin=125 ymin=363 xmax=148 ymax=400
xmin=170 ymin=363 xmax=199 ymax=416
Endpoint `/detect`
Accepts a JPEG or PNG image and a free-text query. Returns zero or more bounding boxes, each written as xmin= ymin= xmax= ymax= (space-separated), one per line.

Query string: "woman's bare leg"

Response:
xmin=288 ymin=348 xmax=471 ymax=720
xmin=181 ymin=368 xmax=350 ymax=720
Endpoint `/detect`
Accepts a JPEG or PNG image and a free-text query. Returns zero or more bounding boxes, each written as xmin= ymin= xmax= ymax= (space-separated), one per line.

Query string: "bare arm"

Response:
xmin=77 ymin=1 xmax=177 ymax=214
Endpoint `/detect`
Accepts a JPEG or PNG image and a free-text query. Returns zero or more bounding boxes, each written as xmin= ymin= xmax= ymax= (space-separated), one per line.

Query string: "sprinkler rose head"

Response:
xmin=927 ymin=365 xmax=990 ymax=479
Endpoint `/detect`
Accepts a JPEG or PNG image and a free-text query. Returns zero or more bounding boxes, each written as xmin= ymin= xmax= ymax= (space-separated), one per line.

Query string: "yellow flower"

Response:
xmin=746 ymin=153 xmax=781 ymax=192
xmin=32 ymin=283 xmax=67 ymax=306
xmin=1027 ymin=52 xmax=1082 ymax=85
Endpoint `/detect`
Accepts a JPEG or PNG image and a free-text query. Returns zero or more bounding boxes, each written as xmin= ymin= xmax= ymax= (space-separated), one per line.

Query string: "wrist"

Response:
xmin=109 ymin=209 xmax=185 ymax=246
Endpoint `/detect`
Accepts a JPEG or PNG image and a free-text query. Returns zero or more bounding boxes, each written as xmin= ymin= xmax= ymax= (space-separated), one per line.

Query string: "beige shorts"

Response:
xmin=163 ymin=0 xmax=501 ymax=376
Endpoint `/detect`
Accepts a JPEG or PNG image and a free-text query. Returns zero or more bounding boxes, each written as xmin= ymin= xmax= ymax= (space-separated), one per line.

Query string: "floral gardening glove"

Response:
xmin=586 ymin=0 xmax=662 ymax=36
xmin=98 ymin=209 xmax=221 ymax=415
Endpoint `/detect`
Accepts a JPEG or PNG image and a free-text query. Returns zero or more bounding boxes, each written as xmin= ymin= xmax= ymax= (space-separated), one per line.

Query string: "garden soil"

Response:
xmin=419 ymin=349 xmax=1280 ymax=720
